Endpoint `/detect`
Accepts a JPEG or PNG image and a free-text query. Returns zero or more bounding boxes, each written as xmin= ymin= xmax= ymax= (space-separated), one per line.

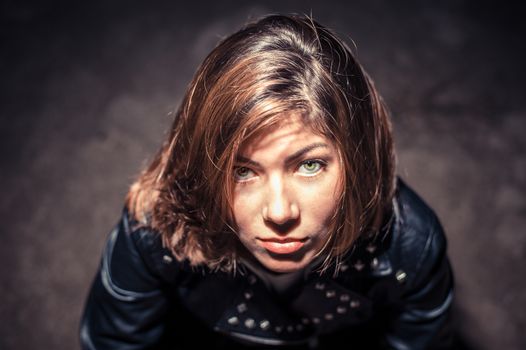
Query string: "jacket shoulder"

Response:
xmin=104 ymin=207 xmax=183 ymax=294
xmin=388 ymin=178 xmax=448 ymax=290
xmin=79 ymin=208 xmax=179 ymax=349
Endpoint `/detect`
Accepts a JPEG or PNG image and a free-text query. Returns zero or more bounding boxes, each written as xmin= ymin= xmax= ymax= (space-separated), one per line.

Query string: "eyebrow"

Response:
xmin=236 ymin=142 xmax=329 ymax=167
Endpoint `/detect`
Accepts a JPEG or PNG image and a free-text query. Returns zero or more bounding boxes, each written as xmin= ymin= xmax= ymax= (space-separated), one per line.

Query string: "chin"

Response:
xmin=260 ymin=256 xmax=310 ymax=273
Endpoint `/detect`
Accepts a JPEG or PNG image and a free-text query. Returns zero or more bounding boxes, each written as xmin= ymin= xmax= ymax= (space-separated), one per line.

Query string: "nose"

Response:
xmin=262 ymin=174 xmax=299 ymax=226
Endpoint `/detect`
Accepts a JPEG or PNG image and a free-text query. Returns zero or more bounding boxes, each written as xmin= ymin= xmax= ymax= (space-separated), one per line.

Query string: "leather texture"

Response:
xmin=80 ymin=177 xmax=454 ymax=349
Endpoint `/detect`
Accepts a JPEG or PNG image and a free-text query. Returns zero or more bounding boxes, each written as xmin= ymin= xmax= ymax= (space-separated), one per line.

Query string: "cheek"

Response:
xmin=301 ymin=178 xmax=341 ymax=224
xmin=232 ymin=192 xmax=259 ymax=230
xmin=305 ymin=193 xmax=338 ymax=224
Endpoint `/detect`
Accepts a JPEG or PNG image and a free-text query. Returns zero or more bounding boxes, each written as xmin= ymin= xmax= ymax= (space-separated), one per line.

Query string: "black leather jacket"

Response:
xmin=80 ymin=178 xmax=454 ymax=349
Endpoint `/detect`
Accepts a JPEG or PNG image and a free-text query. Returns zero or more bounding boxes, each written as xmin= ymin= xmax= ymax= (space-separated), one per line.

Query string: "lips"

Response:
xmin=258 ymin=238 xmax=307 ymax=255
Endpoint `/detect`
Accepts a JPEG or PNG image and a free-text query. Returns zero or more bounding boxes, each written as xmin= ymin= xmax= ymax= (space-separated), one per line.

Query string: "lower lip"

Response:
xmin=259 ymin=240 xmax=305 ymax=254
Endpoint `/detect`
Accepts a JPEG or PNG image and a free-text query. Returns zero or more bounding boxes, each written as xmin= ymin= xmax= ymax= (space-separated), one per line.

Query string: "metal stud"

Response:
xmin=336 ymin=306 xmax=347 ymax=314
xmin=395 ymin=270 xmax=407 ymax=283
xmin=354 ymin=260 xmax=365 ymax=271
xmin=227 ymin=316 xmax=239 ymax=325
xmin=275 ymin=326 xmax=283 ymax=333
xmin=237 ymin=303 xmax=247 ymax=313
xmin=301 ymin=317 xmax=310 ymax=325
xmin=287 ymin=325 xmax=294 ymax=332
xmin=340 ymin=294 xmax=350 ymax=302
xmin=244 ymin=318 xmax=255 ymax=329
xmin=244 ymin=291 xmax=253 ymax=300
xmin=260 ymin=320 xmax=270 ymax=330
xmin=162 ymin=255 xmax=173 ymax=264
xmin=340 ymin=264 xmax=349 ymax=272
xmin=366 ymin=244 xmax=377 ymax=253
xmin=312 ymin=317 xmax=320 ymax=324
xmin=315 ymin=282 xmax=325 ymax=290
xmin=325 ymin=290 xmax=336 ymax=298
xmin=350 ymin=300 xmax=360 ymax=308
xmin=371 ymin=257 xmax=379 ymax=269
xmin=324 ymin=313 xmax=334 ymax=321
xmin=296 ymin=324 xmax=304 ymax=331
xmin=248 ymin=275 xmax=257 ymax=285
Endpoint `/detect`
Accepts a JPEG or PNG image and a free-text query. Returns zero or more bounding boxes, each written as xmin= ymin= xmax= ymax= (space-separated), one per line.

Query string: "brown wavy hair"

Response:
xmin=125 ymin=14 xmax=396 ymax=273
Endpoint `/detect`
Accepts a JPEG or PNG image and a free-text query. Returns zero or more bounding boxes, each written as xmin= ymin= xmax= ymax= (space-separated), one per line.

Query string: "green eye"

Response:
xmin=298 ymin=160 xmax=323 ymax=174
xmin=234 ymin=167 xmax=255 ymax=181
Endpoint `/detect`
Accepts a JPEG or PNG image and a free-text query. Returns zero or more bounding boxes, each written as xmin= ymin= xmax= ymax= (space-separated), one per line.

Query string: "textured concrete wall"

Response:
xmin=1 ymin=1 xmax=524 ymax=349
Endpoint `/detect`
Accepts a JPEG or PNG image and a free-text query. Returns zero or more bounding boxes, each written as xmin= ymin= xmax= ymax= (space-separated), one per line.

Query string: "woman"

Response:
xmin=80 ymin=14 xmax=454 ymax=349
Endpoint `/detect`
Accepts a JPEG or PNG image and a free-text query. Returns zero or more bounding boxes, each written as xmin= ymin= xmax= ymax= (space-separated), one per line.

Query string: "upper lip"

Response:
xmin=257 ymin=237 xmax=307 ymax=243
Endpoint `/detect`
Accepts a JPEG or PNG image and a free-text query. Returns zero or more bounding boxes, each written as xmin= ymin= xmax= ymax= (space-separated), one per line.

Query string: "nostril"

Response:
xmin=265 ymin=218 xmax=300 ymax=234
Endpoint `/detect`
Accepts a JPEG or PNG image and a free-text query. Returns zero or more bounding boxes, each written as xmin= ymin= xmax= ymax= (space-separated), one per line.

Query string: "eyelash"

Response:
xmin=233 ymin=159 xmax=328 ymax=183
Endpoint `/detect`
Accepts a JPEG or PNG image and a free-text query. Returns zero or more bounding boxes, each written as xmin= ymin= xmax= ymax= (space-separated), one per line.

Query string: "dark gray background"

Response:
xmin=1 ymin=0 xmax=525 ymax=349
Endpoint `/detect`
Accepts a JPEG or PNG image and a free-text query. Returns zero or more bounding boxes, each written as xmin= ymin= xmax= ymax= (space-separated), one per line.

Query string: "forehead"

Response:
xmin=237 ymin=114 xmax=332 ymax=156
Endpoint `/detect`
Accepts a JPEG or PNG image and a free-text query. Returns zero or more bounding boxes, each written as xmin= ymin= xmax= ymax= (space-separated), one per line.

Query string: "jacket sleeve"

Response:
xmin=79 ymin=209 xmax=177 ymax=350
xmin=384 ymin=217 xmax=455 ymax=350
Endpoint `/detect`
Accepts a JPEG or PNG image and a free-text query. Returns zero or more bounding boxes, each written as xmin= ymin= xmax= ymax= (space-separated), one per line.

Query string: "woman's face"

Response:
xmin=232 ymin=115 xmax=343 ymax=273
